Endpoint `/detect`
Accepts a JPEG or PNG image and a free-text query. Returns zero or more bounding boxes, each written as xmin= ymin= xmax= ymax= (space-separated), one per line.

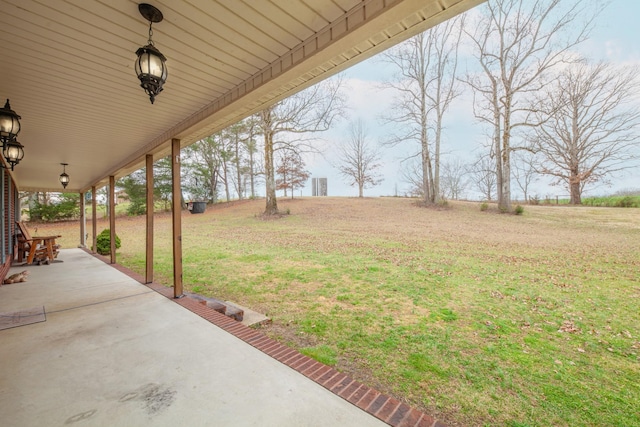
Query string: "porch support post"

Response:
xmin=92 ymin=186 xmax=97 ymax=253
xmin=109 ymin=175 xmax=116 ymax=264
xmin=79 ymin=192 xmax=86 ymax=247
xmin=171 ymin=138 xmax=183 ymax=298
xmin=145 ymin=154 xmax=154 ymax=284
xmin=1 ymin=171 xmax=5 ymax=265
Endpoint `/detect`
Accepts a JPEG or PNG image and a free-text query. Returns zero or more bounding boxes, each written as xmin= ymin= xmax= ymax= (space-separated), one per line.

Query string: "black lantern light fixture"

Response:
xmin=59 ymin=163 xmax=70 ymax=189
xmin=0 ymin=99 xmax=24 ymax=170
xmin=0 ymin=99 xmax=21 ymax=145
xmin=3 ymin=139 xmax=24 ymax=171
xmin=134 ymin=3 xmax=168 ymax=104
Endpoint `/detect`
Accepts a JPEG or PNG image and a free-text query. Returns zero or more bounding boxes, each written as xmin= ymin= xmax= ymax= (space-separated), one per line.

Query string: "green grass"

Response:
xmin=582 ymin=195 xmax=640 ymax=207
xmin=300 ymin=345 xmax=338 ymax=366
xmin=84 ymin=200 xmax=173 ymax=219
xmin=526 ymin=194 xmax=640 ymax=207
xmin=37 ymin=198 xmax=640 ymax=426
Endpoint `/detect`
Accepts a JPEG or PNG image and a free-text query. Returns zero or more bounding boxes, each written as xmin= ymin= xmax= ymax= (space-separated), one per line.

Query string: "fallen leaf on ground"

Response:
xmin=558 ymin=320 xmax=581 ymax=333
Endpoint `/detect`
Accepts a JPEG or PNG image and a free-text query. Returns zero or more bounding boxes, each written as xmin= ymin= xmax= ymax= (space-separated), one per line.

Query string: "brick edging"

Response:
xmin=82 ymin=248 xmax=446 ymax=427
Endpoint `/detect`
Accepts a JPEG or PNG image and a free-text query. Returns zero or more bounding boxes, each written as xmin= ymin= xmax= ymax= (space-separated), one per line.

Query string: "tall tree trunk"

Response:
xmin=264 ymin=129 xmax=278 ymax=215
xmin=249 ymin=150 xmax=256 ymax=198
xmin=433 ymin=116 xmax=441 ymax=203
xmin=235 ymin=135 xmax=242 ymax=200
xmin=426 ymin=158 xmax=435 ymax=202
xmin=420 ymin=109 xmax=433 ymax=203
xmin=421 ymin=145 xmax=431 ymax=203
xmin=283 ymin=170 xmax=288 ymax=197
xmin=499 ymin=102 xmax=512 ymax=211
xmin=493 ymin=86 xmax=503 ymax=207
xmin=499 ymin=145 xmax=512 ymax=211
xmin=569 ymin=171 xmax=581 ymax=205
xmin=222 ymin=160 xmax=230 ymax=202
xmin=570 ymin=182 xmax=581 ymax=205
xmin=210 ymin=180 xmax=216 ymax=203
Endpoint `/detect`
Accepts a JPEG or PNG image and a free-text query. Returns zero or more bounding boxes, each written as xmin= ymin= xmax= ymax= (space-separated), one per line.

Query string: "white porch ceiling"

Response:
xmin=0 ymin=0 xmax=483 ymax=193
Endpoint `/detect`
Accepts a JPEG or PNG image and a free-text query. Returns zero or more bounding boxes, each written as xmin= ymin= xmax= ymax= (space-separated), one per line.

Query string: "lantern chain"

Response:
xmin=148 ymin=22 xmax=154 ymax=45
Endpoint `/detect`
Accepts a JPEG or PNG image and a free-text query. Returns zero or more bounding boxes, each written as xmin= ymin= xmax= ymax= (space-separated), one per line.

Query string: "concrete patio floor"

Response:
xmin=0 ymin=249 xmax=394 ymax=427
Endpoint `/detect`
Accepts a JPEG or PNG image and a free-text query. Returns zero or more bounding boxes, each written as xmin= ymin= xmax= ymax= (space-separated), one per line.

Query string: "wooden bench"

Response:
xmin=16 ymin=222 xmax=62 ymax=265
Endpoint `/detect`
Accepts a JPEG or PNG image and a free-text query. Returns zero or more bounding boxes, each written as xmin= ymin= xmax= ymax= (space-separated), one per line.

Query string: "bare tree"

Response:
xmin=217 ymin=140 xmax=233 ymax=202
xmin=154 ymin=157 xmax=180 ymax=210
xmin=531 ymin=62 xmax=640 ymax=204
xmin=512 ymin=150 xmax=539 ymax=203
xmin=464 ymin=0 xmax=600 ymax=211
xmin=399 ymin=158 xmax=424 ymax=198
xmin=276 ymin=150 xmax=310 ymax=199
xmin=184 ymin=135 xmax=224 ymax=203
xmin=470 ymin=154 xmax=497 ymax=202
xmin=336 ymin=120 xmax=383 ymax=197
xmin=440 ymin=158 xmax=469 ymax=200
xmin=259 ymin=77 xmax=345 ymax=215
xmin=184 ymin=116 xmax=264 ymax=202
xmin=224 ymin=122 xmax=247 ymax=200
xmin=241 ymin=116 xmax=261 ymax=199
xmin=382 ymin=16 xmax=464 ymax=204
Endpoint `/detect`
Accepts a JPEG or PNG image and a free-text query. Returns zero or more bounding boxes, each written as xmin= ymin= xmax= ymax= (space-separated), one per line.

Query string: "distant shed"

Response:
xmin=312 ymin=178 xmax=328 ymax=196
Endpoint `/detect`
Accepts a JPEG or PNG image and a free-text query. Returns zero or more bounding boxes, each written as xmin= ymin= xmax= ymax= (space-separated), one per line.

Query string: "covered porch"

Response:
xmin=1 ymin=0 xmax=483 ymax=297
xmin=1 ymin=1 xmax=483 ymax=425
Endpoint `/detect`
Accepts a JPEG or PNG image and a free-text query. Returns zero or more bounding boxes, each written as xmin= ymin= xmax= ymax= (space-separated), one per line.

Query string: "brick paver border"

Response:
xmin=83 ymin=248 xmax=446 ymax=427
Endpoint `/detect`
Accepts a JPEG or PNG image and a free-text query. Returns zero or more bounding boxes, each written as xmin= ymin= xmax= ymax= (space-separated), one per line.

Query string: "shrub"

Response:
xmin=480 ymin=202 xmax=489 ymax=212
xmin=95 ymin=229 xmax=121 ymax=255
xmin=29 ymin=193 xmax=80 ymax=222
xmin=616 ymin=196 xmax=636 ymax=208
xmin=126 ymin=199 xmax=147 ymax=216
xmin=514 ymin=205 xmax=525 ymax=215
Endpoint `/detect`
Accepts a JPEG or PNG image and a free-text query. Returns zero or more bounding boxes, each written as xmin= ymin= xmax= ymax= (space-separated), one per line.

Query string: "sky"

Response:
xmin=298 ymin=0 xmax=640 ymax=200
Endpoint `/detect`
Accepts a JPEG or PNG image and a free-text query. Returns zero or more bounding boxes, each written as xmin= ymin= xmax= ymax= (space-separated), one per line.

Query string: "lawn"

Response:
xmin=36 ymin=197 xmax=640 ymax=426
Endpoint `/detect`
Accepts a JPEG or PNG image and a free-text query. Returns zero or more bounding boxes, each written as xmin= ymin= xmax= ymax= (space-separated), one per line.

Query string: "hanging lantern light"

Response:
xmin=0 ymin=99 xmax=21 ymax=146
xmin=59 ymin=163 xmax=70 ymax=189
xmin=3 ymin=139 xmax=24 ymax=170
xmin=134 ymin=4 xmax=167 ymax=104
